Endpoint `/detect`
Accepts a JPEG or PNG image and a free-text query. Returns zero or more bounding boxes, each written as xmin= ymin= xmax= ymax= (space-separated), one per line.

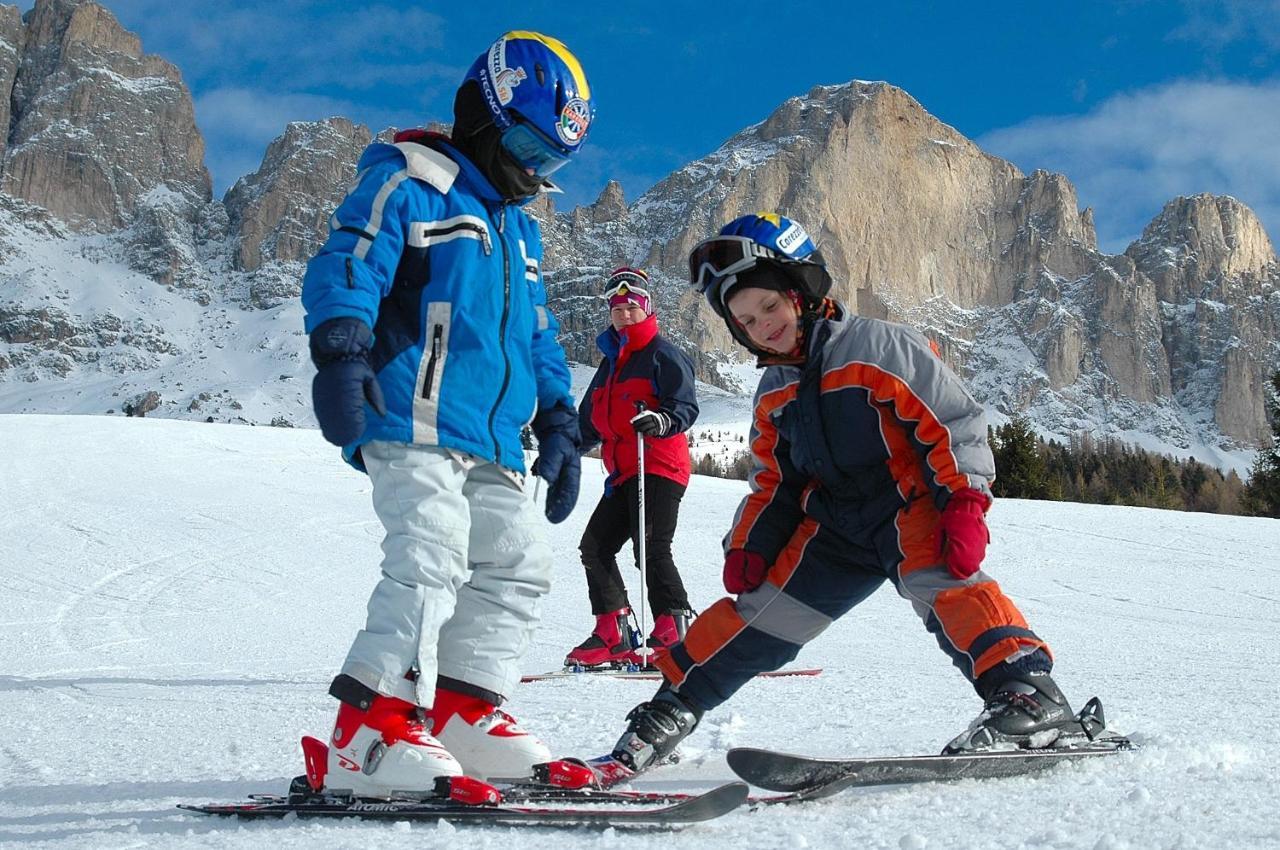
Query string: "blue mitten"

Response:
xmin=532 ymin=405 xmax=581 ymax=524
xmin=309 ymin=317 xmax=386 ymax=446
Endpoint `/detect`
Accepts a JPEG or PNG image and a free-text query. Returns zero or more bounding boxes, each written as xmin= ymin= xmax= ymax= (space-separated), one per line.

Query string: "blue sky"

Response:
xmin=24 ymin=0 xmax=1280 ymax=252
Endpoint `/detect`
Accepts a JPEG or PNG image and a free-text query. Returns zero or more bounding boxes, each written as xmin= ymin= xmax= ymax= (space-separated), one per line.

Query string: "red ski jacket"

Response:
xmin=578 ymin=315 xmax=698 ymax=490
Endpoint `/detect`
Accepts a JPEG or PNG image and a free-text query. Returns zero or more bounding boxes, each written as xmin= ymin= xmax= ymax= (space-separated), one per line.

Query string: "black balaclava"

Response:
xmin=451 ymin=80 xmax=545 ymax=201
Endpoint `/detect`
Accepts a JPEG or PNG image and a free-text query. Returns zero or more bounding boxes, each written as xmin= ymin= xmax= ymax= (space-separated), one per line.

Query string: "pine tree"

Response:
xmin=990 ymin=416 xmax=1048 ymax=499
xmin=1244 ymin=370 xmax=1280 ymax=518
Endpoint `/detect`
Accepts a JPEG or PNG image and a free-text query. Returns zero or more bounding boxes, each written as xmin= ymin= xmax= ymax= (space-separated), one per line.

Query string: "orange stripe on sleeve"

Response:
xmin=764 ymin=518 xmax=820 ymax=587
xmin=727 ymin=383 xmax=798 ymax=550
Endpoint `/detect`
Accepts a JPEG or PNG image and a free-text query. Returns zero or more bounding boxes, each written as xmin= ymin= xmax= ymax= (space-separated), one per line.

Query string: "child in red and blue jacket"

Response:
xmin=566 ymin=267 xmax=700 ymax=668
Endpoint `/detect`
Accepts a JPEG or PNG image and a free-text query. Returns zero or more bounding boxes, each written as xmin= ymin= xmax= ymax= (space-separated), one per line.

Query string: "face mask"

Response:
xmin=452 ymin=81 xmax=547 ymax=201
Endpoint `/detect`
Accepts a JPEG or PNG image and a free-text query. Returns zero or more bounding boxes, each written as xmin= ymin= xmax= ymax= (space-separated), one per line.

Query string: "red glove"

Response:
xmin=723 ymin=549 xmax=769 ymax=594
xmin=937 ymin=489 xmax=991 ymax=579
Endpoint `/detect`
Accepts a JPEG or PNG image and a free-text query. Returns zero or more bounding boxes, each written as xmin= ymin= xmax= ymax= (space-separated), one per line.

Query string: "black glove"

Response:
xmin=532 ymin=404 xmax=581 ymax=524
xmin=309 ymin=317 xmax=386 ymax=446
xmin=630 ymin=408 xmax=673 ymax=437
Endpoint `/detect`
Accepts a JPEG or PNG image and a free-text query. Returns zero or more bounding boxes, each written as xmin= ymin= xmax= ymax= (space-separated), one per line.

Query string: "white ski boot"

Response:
xmin=326 ymin=694 xmax=462 ymax=796
xmin=432 ymin=687 xmax=551 ymax=780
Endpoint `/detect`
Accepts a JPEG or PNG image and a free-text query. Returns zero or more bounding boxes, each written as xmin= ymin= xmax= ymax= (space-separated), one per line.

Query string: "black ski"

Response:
xmin=179 ymin=780 xmax=750 ymax=827
xmin=730 ymin=694 xmax=1134 ymax=795
xmin=727 ymin=739 xmax=1134 ymax=794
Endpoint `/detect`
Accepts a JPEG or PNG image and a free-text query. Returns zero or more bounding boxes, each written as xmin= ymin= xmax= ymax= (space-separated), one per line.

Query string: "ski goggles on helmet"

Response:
xmin=604 ymin=282 xmax=652 ymax=308
xmin=500 ymin=121 xmax=572 ymax=178
xmin=688 ymin=235 xmax=787 ymax=292
xmin=603 ymin=269 xmax=651 ymax=300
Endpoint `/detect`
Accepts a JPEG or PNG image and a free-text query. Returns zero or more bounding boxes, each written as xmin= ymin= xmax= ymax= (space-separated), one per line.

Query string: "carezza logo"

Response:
xmin=775 ymin=223 xmax=810 ymax=256
xmin=486 ymin=40 xmax=525 ymax=107
xmin=494 ymin=67 xmax=526 ymax=105
xmin=556 ymin=97 xmax=591 ymax=146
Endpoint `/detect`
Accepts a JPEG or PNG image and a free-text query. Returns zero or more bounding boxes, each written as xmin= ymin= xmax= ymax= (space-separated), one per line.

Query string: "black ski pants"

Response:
xmin=578 ymin=473 xmax=690 ymax=616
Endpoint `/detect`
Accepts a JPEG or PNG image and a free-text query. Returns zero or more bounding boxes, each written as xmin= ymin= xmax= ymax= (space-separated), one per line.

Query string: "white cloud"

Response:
xmin=1167 ymin=0 xmax=1280 ymax=54
xmin=979 ymin=79 xmax=1280 ymax=253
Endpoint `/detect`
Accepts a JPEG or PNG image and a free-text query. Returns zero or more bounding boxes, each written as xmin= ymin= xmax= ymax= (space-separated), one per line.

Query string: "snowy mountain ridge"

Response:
xmin=0 ymin=0 xmax=1277 ymax=475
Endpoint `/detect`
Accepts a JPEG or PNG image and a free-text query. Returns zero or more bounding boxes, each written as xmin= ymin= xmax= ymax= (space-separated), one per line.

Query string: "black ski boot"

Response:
xmin=945 ymin=671 xmax=1079 ymax=753
xmin=611 ymin=689 xmax=701 ymax=772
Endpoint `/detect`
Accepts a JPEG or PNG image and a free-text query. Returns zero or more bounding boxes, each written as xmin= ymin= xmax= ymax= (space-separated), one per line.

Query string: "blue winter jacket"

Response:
xmin=301 ymin=133 xmax=574 ymax=472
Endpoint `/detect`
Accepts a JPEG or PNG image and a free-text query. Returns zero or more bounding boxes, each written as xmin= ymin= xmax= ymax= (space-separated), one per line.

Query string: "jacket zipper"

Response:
xmin=485 ymin=203 xmax=513 ymax=460
xmin=421 ymin=324 xmax=443 ymax=399
xmin=454 ymin=221 xmax=492 ymax=255
xmin=603 ymin=358 xmax=617 ymax=474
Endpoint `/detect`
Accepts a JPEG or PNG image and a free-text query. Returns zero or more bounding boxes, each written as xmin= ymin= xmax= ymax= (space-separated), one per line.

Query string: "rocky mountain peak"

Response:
xmin=591 ymin=179 xmax=627 ymax=222
xmin=1126 ymin=193 xmax=1277 ymax=302
xmin=224 ymin=117 xmax=373 ymax=273
xmin=1 ymin=0 xmax=210 ymax=231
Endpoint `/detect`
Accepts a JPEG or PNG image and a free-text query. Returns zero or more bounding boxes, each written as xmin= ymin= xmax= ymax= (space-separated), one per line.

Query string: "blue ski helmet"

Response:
xmin=688 ymin=213 xmax=832 ymax=321
xmin=463 ymin=31 xmax=594 ymax=178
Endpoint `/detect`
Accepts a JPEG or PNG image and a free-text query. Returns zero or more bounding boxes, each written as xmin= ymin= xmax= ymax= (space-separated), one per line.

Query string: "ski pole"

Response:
xmin=634 ymin=401 xmax=651 ymax=663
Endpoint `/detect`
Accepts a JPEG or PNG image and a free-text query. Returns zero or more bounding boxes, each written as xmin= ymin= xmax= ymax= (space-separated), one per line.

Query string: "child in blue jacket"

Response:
xmin=300 ymin=32 xmax=593 ymax=793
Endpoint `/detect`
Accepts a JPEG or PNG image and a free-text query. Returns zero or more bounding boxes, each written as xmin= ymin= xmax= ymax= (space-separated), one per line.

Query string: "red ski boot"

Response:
xmin=646 ymin=613 xmax=682 ymax=649
xmin=564 ymin=608 xmax=638 ymax=669
xmin=639 ymin=612 xmax=688 ymax=669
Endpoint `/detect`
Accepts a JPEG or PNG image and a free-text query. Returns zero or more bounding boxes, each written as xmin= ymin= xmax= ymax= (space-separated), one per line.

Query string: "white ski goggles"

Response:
xmin=603 ymin=273 xmax=652 ymax=304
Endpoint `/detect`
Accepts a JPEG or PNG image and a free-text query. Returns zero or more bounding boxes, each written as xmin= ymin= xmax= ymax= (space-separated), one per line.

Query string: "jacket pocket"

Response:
xmin=411 ymin=301 xmax=452 ymax=443
xmin=421 ymin=323 xmax=444 ymax=400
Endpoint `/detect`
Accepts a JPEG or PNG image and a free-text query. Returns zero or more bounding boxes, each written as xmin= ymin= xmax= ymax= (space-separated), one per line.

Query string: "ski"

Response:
xmin=180 ymin=779 xmax=750 ymax=827
xmin=728 ymin=694 xmax=1134 ymax=794
xmin=522 ymin=666 xmax=821 ymax=683
xmin=727 ymin=739 xmax=1134 ymax=794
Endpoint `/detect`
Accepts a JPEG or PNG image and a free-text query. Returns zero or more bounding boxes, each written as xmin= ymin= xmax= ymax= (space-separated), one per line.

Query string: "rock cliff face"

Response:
xmin=1 ymin=0 xmax=209 ymax=230
xmin=223 ymin=117 xmax=372 ymax=309
xmin=0 ymin=6 xmax=22 ymax=164
xmin=537 ymin=82 xmax=1279 ymax=450
xmin=0 ymin=0 xmax=1276 ymax=460
xmin=225 ymin=117 xmax=372 ymax=273
xmin=1127 ymin=196 xmax=1279 ymax=445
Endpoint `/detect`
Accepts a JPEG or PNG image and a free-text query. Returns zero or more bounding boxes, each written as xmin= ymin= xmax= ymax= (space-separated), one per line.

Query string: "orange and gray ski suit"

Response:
xmin=654 ymin=308 xmax=1052 ymax=709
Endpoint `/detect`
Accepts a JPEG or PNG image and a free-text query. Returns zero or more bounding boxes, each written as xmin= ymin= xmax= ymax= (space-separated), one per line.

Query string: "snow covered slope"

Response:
xmin=1 ymin=414 xmax=1277 ymax=848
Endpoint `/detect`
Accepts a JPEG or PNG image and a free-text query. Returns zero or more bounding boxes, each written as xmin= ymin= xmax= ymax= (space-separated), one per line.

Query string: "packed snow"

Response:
xmin=1 ymin=414 xmax=1278 ymax=849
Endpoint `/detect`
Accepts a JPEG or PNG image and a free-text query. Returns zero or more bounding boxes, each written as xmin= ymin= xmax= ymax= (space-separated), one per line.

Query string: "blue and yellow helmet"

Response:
xmin=718 ymin=213 xmax=821 ymax=261
xmin=688 ymin=213 xmax=831 ymax=320
xmin=463 ymin=31 xmax=594 ymax=178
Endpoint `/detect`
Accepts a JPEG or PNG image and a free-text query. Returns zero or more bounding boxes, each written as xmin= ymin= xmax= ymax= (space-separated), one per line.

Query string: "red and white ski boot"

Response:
xmin=325 ymin=694 xmax=462 ymax=797
xmin=647 ymin=613 xmax=685 ymax=649
xmin=432 ymin=687 xmax=551 ymax=780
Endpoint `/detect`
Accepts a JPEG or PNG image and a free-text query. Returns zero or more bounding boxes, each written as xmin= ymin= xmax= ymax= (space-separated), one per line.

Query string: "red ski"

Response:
xmin=522 ymin=666 xmax=821 ymax=683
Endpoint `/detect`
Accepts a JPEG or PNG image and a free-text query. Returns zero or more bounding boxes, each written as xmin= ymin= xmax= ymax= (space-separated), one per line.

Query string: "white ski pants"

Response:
xmin=341 ymin=442 xmax=552 ymax=706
